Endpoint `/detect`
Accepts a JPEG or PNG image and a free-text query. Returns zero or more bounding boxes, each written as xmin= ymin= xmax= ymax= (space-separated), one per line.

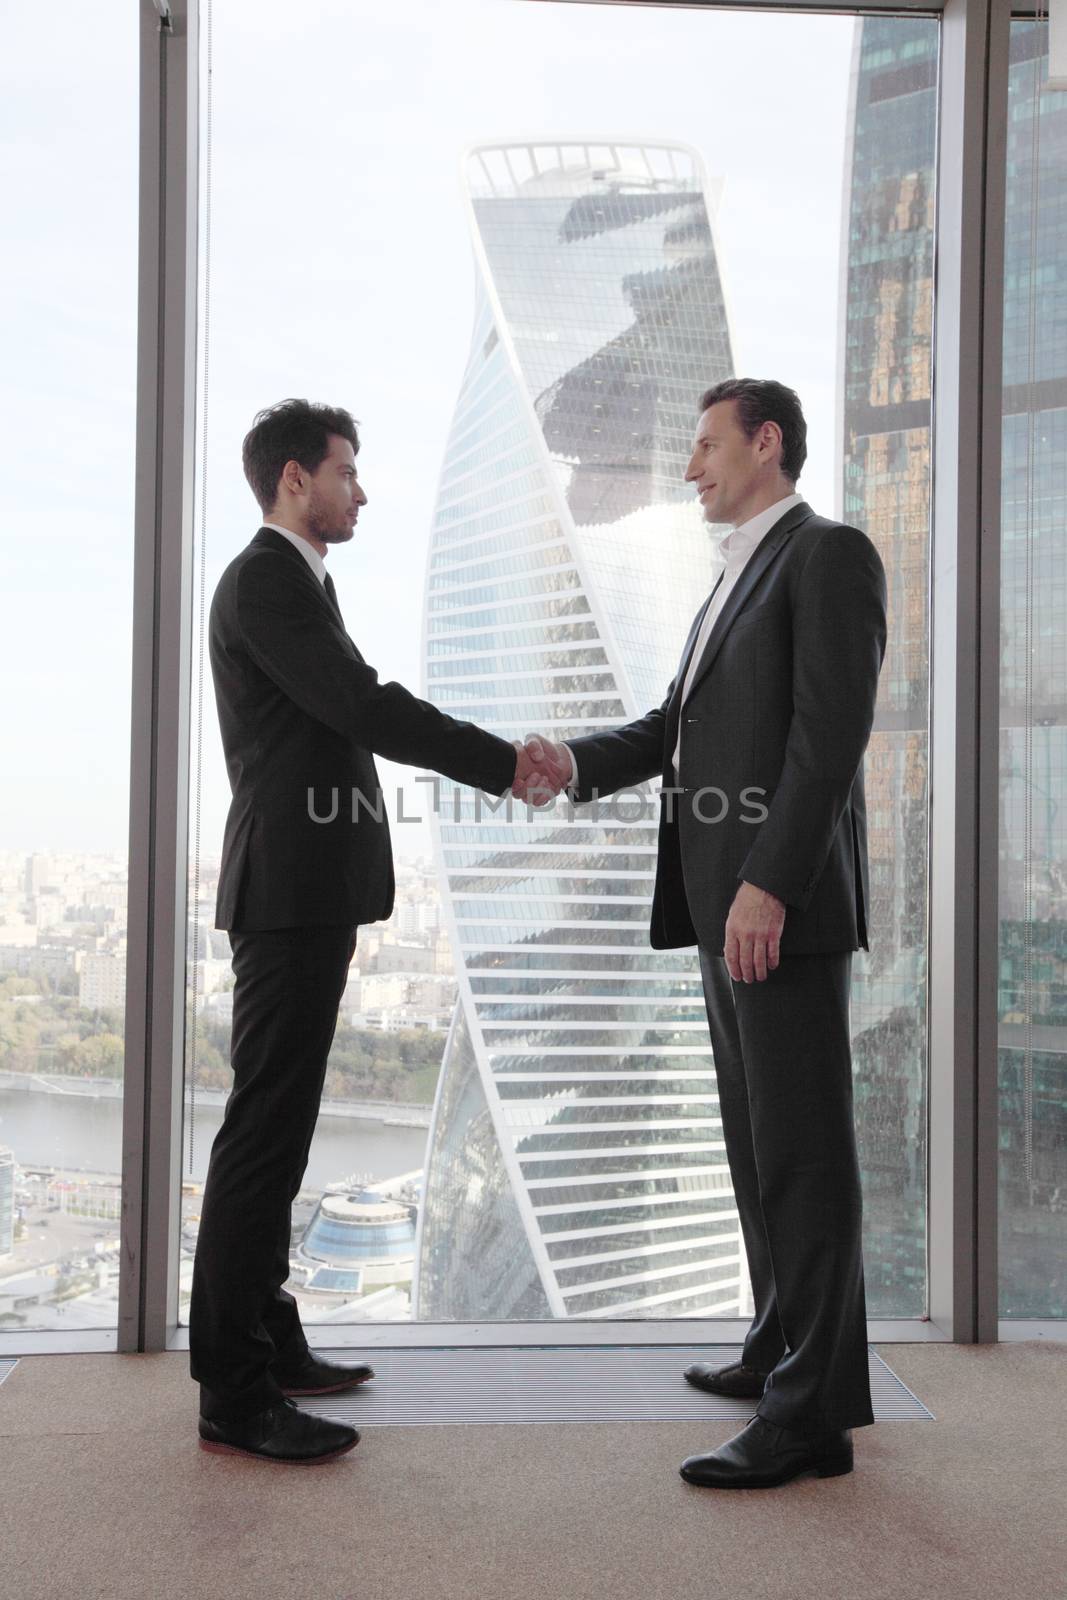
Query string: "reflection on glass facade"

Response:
xmin=415 ymin=142 xmax=742 ymax=1320
xmin=998 ymin=24 xmax=1067 ymax=1319
xmin=840 ymin=17 xmax=939 ymax=1315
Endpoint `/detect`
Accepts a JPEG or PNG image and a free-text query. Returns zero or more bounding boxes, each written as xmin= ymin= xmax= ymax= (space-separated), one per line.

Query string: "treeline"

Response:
xmin=0 ymin=974 xmax=125 ymax=1078
xmin=0 ymin=976 xmax=443 ymax=1108
xmin=189 ymin=1013 xmax=444 ymax=1106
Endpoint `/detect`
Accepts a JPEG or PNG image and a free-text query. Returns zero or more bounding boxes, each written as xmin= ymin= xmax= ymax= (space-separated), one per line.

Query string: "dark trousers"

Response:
xmin=190 ymin=923 xmax=357 ymax=1422
xmin=699 ymin=947 xmax=874 ymax=1434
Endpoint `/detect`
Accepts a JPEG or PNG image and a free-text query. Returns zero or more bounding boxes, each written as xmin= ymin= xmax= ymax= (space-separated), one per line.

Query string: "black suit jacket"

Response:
xmin=567 ymin=501 xmax=887 ymax=955
xmin=211 ymin=527 xmax=516 ymax=931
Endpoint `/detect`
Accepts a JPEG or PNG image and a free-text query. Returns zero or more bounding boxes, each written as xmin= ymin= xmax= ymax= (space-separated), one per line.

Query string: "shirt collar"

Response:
xmin=718 ymin=491 xmax=805 ymax=570
xmin=262 ymin=522 xmax=327 ymax=586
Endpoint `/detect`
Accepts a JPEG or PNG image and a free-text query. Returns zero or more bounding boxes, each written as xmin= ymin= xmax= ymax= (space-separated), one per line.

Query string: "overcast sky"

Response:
xmin=1 ymin=0 xmax=856 ymax=862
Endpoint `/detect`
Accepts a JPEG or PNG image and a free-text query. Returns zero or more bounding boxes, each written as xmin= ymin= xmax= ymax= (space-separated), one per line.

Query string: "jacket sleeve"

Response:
xmin=234 ymin=554 xmax=517 ymax=795
xmin=564 ymin=685 xmax=674 ymax=803
xmin=737 ymin=526 xmax=887 ymax=909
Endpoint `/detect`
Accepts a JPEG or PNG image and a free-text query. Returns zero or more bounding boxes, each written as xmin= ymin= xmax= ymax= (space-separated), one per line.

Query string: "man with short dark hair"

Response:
xmin=192 ymin=399 xmax=548 ymax=1464
xmin=520 ymin=379 xmax=887 ymax=1489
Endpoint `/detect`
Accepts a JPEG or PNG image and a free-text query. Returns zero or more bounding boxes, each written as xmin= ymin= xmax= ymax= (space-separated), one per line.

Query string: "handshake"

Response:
xmin=510 ymin=734 xmax=574 ymax=807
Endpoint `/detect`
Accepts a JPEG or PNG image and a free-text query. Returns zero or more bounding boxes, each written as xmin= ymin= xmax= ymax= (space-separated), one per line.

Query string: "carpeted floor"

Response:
xmin=1 ymin=1341 xmax=1063 ymax=1600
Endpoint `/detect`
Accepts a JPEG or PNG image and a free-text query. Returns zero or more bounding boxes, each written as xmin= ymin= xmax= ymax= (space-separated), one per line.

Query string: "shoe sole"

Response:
xmin=198 ymin=1435 xmax=360 ymax=1464
xmin=280 ymin=1374 xmax=374 ymax=1397
xmin=680 ymin=1456 xmax=853 ymax=1489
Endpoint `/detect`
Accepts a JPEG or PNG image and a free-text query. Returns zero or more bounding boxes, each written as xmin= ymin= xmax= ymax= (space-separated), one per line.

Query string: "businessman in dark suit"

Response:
xmin=520 ymin=379 xmax=887 ymax=1489
xmin=192 ymin=399 xmax=547 ymax=1464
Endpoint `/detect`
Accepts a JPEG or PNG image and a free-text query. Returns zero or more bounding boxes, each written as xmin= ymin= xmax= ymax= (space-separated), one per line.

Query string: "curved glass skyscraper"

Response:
xmin=415 ymin=141 xmax=740 ymax=1320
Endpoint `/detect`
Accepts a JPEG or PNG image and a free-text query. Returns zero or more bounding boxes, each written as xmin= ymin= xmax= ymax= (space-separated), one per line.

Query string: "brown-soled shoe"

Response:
xmin=198 ymin=1399 xmax=359 ymax=1464
xmin=680 ymin=1415 xmax=853 ymax=1489
xmin=274 ymin=1352 xmax=375 ymax=1397
xmin=683 ymin=1360 xmax=769 ymax=1399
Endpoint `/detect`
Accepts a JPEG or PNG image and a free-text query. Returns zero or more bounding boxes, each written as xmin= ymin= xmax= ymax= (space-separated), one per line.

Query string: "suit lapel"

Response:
xmin=253 ymin=527 xmax=344 ymax=612
xmin=681 ymin=501 xmax=813 ymax=704
xmin=664 ymin=575 xmax=723 ymax=763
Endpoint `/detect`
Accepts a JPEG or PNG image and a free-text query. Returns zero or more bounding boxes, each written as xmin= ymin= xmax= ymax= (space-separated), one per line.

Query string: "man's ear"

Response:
xmin=760 ymin=421 xmax=784 ymax=461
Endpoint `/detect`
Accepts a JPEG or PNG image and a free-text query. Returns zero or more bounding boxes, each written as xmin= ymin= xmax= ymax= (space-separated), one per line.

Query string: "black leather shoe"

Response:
xmin=198 ymin=1399 xmax=359 ymax=1464
xmin=679 ymin=1415 xmax=853 ymax=1489
xmin=273 ymin=1352 xmax=375 ymax=1397
xmin=683 ymin=1360 xmax=769 ymax=1399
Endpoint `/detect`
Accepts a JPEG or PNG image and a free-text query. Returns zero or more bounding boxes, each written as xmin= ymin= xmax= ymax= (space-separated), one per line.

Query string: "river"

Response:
xmin=0 ymin=1087 xmax=429 ymax=1191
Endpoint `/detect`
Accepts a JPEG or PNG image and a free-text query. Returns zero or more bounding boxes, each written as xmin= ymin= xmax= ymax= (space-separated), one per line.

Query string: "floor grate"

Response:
xmin=298 ymin=1345 xmax=934 ymax=1428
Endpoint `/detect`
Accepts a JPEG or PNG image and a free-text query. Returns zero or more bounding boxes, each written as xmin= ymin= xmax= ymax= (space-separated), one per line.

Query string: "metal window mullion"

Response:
xmin=119 ymin=0 xmax=198 ymax=1355
xmin=928 ymin=0 xmax=1007 ymax=1344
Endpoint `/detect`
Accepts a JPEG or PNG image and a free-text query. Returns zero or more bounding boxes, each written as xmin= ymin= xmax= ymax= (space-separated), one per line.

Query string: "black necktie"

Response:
xmin=323 ymin=570 xmax=343 ymax=624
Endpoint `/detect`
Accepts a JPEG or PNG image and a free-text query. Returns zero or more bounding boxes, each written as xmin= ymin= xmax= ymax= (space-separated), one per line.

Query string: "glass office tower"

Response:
xmin=842 ymin=17 xmax=1067 ymax=1318
xmin=415 ymin=142 xmax=741 ymax=1320
xmin=997 ymin=23 xmax=1067 ymax=1319
xmin=839 ymin=17 xmax=938 ymax=1315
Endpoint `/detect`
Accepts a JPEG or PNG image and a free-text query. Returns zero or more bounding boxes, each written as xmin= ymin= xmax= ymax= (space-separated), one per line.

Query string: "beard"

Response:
xmin=306 ymin=486 xmax=353 ymax=544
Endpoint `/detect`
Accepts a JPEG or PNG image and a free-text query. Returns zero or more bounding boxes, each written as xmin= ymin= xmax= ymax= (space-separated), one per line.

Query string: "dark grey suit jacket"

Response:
xmin=567 ymin=501 xmax=887 ymax=955
xmin=211 ymin=527 xmax=516 ymax=931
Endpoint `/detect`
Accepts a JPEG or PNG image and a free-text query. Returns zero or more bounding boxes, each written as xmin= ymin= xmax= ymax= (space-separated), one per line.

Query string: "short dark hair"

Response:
xmin=698 ymin=378 xmax=807 ymax=483
xmin=242 ymin=398 xmax=360 ymax=513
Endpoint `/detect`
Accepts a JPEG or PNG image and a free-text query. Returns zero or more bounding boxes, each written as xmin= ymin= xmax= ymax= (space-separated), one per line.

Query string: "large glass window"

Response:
xmin=998 ymin=20 xmax=1067 ymax=1320
xmin=0 ymin=9 xmax=137 ymax=1332
xmin=182 ymin=0 xmax=936 ymax=1328
xmin=839 ymin=15 xmax=938 ymax=1317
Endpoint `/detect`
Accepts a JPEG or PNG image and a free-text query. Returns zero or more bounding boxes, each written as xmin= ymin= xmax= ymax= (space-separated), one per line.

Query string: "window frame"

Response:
xmin=4 ymin=0 xmax=1042 ymax=1356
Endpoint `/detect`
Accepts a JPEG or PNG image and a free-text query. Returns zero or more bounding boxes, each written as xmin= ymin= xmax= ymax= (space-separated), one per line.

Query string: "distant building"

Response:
xmin=374 ymin=942 xmax=433 ymax=976
xmin=188 ymin=957 xmax=232 ymax=999
xmin=78 ymin=952 xmax=126 ymax=1011
xmin=355 ymin=971 xmax=455 ymax=1020
xmin=202 ymin=991 xmax=234 ymax=1023
xmin=359 ymin=973 xmax=409 ymax=1013
xmin=23 ymin=853 xmax=53 ymax=899
xmin=339 ymin=972 xmax=362 ymax=1018
xmin=395 ymin=900 xmax=441 ymax=940
xmin=292 ymin=1189 xmax=416 ymax=1300
xmin=48 ymin=1173 xmax=122 ymax=1222
xmin=33 ymin=890 xmax=65 ymax=930
xmin=0 ymin=921 xmax=39 ymax=954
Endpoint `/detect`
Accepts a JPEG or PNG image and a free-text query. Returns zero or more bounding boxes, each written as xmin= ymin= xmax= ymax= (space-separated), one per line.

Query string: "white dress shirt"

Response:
xmin=262 ymin=521 xmax=327 ymax=586
xmin=563 ymin=492 xmax=804 ymax=791
xmin=669 ymin=491 xmax=803 ymax=774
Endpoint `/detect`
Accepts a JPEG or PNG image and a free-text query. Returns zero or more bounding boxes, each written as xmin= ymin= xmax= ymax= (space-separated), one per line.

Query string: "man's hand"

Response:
xmin=511 ymin=734 xmax=571 ymax=805
xmin=724 ymin=880 xmax=786 ymax=983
